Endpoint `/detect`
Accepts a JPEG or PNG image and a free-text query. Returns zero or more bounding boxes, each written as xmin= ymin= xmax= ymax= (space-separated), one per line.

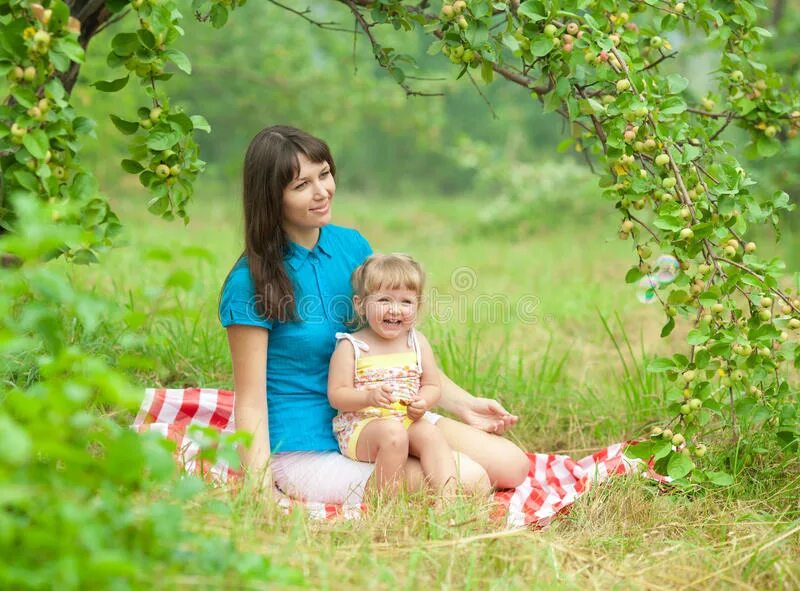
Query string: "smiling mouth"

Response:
xmin=310 ymin=201 xmax=330 ymax=213
xmin=382 ymin=319 xmax=402 ymax=327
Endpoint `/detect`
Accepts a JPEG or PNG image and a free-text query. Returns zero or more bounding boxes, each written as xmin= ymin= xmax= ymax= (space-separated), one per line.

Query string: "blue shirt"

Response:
xmin=219 ymin=224 xmax=372 ymax=452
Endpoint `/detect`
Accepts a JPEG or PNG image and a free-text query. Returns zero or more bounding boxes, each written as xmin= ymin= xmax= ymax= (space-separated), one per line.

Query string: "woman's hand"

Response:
xmin=461 ymin=397 xmax=519 ymax=435
xmin=366 ymin=384 xmax=395 ymax=408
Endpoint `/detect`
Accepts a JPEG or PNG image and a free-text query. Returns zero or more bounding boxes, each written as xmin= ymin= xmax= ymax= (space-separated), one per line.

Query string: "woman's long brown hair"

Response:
xmin=236 ymin=125 xmax=335 ymax=321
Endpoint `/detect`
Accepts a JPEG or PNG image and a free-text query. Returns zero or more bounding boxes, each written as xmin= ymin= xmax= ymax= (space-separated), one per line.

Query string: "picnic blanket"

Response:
xmin=134 ymin=388 xmax=665 ymax=527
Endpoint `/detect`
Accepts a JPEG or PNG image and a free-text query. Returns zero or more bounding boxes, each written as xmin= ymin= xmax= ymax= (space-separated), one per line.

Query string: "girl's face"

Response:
xmin=358 ymin=286 xmax=420 ymax=341
xmin=281 ymin=153 xmax=335 ymax=240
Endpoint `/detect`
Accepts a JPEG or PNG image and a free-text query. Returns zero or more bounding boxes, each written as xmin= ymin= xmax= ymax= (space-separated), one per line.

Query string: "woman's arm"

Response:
xmin=437 ymin=372 xmax=519 ymax=435
xmin=227 ymin=324 xmax=271 ymax=490
xmin=328 ymin=341 xmax=393 ymax=411
xmin=415 ymin=332 xmax=441 ymax=409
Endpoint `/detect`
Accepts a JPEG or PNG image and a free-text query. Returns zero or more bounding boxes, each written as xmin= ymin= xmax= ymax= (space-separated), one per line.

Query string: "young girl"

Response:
xmin=327 ymin=253 xmax=458 ymax=497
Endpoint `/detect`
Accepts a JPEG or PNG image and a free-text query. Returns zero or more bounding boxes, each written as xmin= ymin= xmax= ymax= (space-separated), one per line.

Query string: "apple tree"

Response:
xmin=2 ymin=0 xmax=800 ymax=485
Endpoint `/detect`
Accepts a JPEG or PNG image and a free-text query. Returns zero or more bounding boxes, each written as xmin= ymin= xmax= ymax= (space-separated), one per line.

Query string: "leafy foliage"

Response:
xmin=1 ymin=3 xmax=800 ymax=584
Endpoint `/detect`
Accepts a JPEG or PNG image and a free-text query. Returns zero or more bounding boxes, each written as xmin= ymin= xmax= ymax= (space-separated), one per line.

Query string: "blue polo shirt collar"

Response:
xmin=285 ymin=227 xmax=334 ymax=271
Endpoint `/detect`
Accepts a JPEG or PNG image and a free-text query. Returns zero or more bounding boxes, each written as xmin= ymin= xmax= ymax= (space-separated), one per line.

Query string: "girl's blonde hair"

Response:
xmin=351 ymin=254 xmax=425 ymax=323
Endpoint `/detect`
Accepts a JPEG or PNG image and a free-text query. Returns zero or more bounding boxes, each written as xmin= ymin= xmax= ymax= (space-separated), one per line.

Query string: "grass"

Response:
xmin=65 ymin=187 xmax=800 ymax=589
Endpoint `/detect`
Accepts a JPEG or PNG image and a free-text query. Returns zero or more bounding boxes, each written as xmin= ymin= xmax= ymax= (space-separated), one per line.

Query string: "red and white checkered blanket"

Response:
xmin=134 ymin=388 xmax=665 ymax=527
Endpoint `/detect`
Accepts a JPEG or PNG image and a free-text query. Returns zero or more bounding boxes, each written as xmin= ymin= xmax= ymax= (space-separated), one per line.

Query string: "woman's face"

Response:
xmin=281 ymin=152 xmax=335 ymax=240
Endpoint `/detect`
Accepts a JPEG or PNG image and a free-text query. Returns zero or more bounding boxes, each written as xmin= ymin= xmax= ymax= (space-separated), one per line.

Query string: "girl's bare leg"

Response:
xmin=435 ymin=417 xmax=529 ymax=489
xmin=407 ymin=420 xmax=458 ymax=497
xmin=355 ymin=419 xmax=409 ymax=493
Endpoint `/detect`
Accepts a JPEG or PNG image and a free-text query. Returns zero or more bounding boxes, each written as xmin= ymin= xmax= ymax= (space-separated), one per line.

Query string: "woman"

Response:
xmin=220 ymin=125 xmax=528 ymax=504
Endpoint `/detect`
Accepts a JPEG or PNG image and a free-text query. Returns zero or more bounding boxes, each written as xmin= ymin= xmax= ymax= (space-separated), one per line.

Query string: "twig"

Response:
xmin=266 ymin=0 xmax=351 ymax=32
xmin=639 ymin=50 xmax=679 ymax=72
xmin=687 ymin=108 xmax=741 ymax=120
xmin=709 ymin=111 xmax=735 ymax=142
xmin=466 ymin=70 xmax=498 ymax=119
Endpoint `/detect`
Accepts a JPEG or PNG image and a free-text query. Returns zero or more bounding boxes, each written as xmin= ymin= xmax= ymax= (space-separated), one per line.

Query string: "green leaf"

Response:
xmin=625 ymin=441 xmax=653 ymax=460
xmin=518 ymin=0 xmax=547 ymax=22
xmin=661 ymin=316 xmax=675 ymax=337
xmin=625 ymin=266 xmax=643 ymax=283
xmin=687 ymin=327 xmax=710 ymax=345
xmin=164 ymin=49 xmax=192 ymax=74
xmin=109 ymin=114 xmax=139 ymax=135
xmin=481 ymin=60 xmax=493 ymax=84
xmin=165 ymin=270 xmax=195 ymax=290
xmin=660 ymin=96 xmax=687 ymax=115
xmin=146 ymin=129 xmax=181 ymax=151
xmin=648 ymin=357 xmax=675 ymax=372
xmin=502 ymin=33 xmax=520 ymax=52
xmin=756 ymin=136 xmax=780 ymax=158
xmin=22 ymin=130 xmax=49 ymax=159
xmin=667 ymin=452 xmax=693 ymax=479
xmin=555 ymin=137 xmax=573 ymax=153
xmin=190 ymin=115 xmax=211 ymax=133
xmin=147 ymin=195 xmax=170 ymax=215
xmin=210 ymin=3 xmax=229 ymax=27
xmin=666 ymin=74 xmax=689 ymax=94
xmin=92 ymin=75 xmax=130 ymax=92
xmin=706 ymin=471 xmax=733 ymax=486
xmin=121 ymin=159 xmax=144 ymax=174
xmin=0 ymin=415 xmax=32 ymax=465
xmin=531 ymin=37 xmax=554 ymax=57
xmin=111 ymin=32 xmax=140 ymax=56
xmin=56 ymin=36 xmax=84 ymax=63
xmin=652 ymin=439 xmax=672 ymax=460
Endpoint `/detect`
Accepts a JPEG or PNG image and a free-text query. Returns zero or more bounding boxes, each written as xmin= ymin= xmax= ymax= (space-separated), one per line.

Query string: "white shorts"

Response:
xmin=271 ymin=411 xmax=442 ymax=505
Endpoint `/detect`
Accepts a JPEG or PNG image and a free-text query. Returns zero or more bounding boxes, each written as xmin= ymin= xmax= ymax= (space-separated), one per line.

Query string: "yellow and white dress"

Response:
xmin=331 ymin=330 xmax=423 ymax=460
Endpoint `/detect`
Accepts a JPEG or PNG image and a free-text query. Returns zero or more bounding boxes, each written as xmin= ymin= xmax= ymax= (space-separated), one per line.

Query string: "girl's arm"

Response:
xmin=415 ymin=332 xmax=442 ymax=409
xmin=227 ymin=325 xmax=272 ymax=491
xmin=328 ymin=341 xmax=393 ymax=411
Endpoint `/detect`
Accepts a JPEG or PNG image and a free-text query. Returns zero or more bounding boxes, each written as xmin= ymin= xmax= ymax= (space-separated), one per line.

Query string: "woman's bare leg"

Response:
xmin=435 ymin=417 xmax=529 ymax=489
xmin=355 ymin=419 xmax=409 ymax=493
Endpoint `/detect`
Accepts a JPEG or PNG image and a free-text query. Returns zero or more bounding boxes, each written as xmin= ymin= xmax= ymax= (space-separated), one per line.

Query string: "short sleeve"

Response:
xmin=353 ymin=229 xmax=373 ymax=263
xmin=219 ymin=264 xmax=273 ymax=330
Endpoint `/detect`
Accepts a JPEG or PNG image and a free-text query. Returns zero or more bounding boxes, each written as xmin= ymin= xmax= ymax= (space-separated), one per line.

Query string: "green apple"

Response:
xmin=744 ymin=241 xmax=756 ymax=253
xmin=655 ymin=154 xmax=669 ymax=166
xmin=679 ymin=227 xmax=694 ymax=240
xmin=616 ymin=79 xmax=632 ymax=92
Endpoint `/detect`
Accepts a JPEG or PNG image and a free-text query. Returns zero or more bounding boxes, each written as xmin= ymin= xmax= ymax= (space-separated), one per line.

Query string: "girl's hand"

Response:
xmin=405 ymin=396 xmax=427 ymax=422
xmin=365 ymin=384 xmax=395 ymax=408
xmin=462 ymin=397 xmax=519 ymax=435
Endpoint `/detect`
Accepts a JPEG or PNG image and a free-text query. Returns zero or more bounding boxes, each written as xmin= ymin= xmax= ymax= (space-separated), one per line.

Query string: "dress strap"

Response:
xmin=407 ymin=328 xmax=423 ymax=373
xmin=335 ymin=332 xmax=370 ymax=362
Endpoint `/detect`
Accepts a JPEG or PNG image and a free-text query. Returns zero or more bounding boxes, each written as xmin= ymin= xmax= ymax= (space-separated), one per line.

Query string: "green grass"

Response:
xmin=65 ymin=188 xmax=800 ymax=590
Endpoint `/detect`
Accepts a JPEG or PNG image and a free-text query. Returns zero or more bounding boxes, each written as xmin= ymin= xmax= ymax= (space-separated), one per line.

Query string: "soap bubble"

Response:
xmin=654 ymin=254 xmax=680 ymax=285
xmin=636 ymin=275 xmax=660 ymax=304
